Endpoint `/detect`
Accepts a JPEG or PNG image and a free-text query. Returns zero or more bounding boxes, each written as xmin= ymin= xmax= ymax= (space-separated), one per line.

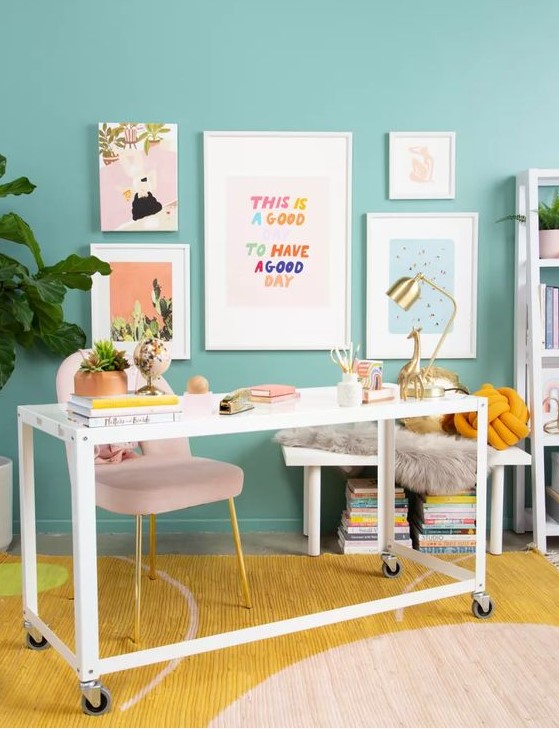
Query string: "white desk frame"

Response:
xmin=17 ymin=387 xmax=489 ymax=714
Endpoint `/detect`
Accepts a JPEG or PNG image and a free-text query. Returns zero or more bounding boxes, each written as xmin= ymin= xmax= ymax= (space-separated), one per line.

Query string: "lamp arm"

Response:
xmin=420 ymin=275 xmax=457 ymax=379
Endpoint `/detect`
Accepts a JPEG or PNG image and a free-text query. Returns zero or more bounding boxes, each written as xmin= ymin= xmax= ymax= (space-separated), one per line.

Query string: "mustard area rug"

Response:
xmin=1 ymin=550 xmax=559 ymax=728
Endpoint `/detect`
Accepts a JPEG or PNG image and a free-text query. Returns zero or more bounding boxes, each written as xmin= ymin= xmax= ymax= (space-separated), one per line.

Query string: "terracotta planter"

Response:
xmin=74 ymin=370 xmax=128 ymax=397
xmin=539 ymin=229 xmax=559 ymax=258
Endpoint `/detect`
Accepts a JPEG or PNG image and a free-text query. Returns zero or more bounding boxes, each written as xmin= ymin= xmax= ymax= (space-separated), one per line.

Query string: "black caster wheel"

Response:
xmin=81 ymin=687 xmax=112 ymax=716
xmin=381 ymin=560 xmax=402 ymax=578
xmin=26 ymin=632 xmax=50 ymax=650
xmin=472 ymin=598 xmax=494 ymax=619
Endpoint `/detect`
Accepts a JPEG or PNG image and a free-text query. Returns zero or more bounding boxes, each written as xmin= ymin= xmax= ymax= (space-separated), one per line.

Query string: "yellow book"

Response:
xmin=424 ymin=494 xmax=476 ymax=504
xmin=69 ymin=393 xmax=179 ymax=409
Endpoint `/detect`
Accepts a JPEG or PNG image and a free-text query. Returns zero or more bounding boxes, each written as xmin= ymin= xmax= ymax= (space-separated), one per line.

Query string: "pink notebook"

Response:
xmin=249 ymin=383 xmax=296 ymax=397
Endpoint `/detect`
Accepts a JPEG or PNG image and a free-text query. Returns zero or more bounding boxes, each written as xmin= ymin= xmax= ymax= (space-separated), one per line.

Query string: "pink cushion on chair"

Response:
xmin=95 ymin=455 xmax=243 ymax=515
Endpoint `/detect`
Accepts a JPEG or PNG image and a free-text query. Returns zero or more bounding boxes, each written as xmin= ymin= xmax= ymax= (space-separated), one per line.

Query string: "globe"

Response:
xmin=133 ymin=336 xmax=171 ymax=395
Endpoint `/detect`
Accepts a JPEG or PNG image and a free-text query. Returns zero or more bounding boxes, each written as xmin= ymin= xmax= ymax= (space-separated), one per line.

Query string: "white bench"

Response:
xmin=281 ymin=444 xmax=531 ymax=556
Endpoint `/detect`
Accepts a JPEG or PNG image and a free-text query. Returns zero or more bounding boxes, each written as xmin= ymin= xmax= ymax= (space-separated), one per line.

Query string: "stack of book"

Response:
xmin=337 ymin=478 xmax=412 ymax=554
xmin=67 ymin=392 xmax=183 ymax=427
xmin=408 ymin=489 xmax=477 ymax=554
xmin=248 ymin=384 xmax=299 ymax=404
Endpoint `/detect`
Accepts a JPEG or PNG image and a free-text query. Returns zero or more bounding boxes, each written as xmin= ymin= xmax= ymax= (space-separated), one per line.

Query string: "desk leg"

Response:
xmin=377 ymin=419 xmax=396 ymax=554
xmin=18 ymin=419 xmax=38 ymax=623
xmin=306 ymin=466 xmax=321 ymax=557
xmin=474 ymin=399 xmax=488 ymax=593
xmin=303 ymin=467 xmax=309 ymax=536
xmin=69 ymin=435 xmax=102 ymax=685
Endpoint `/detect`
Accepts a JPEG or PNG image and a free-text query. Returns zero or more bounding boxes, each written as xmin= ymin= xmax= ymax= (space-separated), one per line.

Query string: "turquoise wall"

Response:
xmin=2 ymin=0 xmax=557 ymax=536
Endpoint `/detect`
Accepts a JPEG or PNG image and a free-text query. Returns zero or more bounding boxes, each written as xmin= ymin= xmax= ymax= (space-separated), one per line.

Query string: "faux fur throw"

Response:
xmin=274 ymin=423 xmax=491 ymax=495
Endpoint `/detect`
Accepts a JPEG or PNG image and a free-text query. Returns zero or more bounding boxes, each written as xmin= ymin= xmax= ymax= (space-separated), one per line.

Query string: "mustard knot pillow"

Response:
xmin=453 ymin=383 xmax=530 ymax=450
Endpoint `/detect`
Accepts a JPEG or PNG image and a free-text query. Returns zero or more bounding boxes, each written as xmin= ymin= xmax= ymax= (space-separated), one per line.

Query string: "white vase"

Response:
xmin=337 ymin=373 xmax=362 ymax=407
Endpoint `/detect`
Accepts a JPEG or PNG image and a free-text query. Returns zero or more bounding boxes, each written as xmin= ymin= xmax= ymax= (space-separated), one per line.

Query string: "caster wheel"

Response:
xmin=472 ymin=598 xmax=494 ymax=619
xmin=26 ymin=632 xmax=50 ymax=650
xmin=382 ymin=560 xmax=402 ymax=578
xmin=81 ymin=687 xmax=112 ymax=716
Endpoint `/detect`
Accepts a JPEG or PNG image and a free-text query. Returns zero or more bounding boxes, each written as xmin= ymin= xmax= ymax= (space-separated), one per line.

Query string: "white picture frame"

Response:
xmin=389 ymin=131 xmax=456 ymax=199
xmin=203 ymin=131 xmax=352 ymax=349
xmin=366 ymin=213 xmax=478 ymax=360
xmin=90 ymin=243 xmax=190 ymax=359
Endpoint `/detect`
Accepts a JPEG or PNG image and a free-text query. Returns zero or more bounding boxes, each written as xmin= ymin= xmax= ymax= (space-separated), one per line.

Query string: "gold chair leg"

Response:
xmin=228 ymin=498 xmax=252 ymax=609
xmin=149 ymin=514 xmax=157 ymax=580
xmin=133 ymin=514 xmax=142 ymax=644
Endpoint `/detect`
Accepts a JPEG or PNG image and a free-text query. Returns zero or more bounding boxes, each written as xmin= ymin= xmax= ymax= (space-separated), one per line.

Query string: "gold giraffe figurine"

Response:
xmin=398 ymin=326 xmax=425 ymax=400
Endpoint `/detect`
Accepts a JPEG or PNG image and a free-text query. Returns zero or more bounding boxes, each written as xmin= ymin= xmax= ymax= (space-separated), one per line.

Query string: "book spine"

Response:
xmin=540 ymin=283 xmax=547 ymax=348
xmin=424 ymin=496 xmax=476 ymax=504
xmin=69 ymin=404 xmax=182 ymax=417
xmin=418 ymin=546 xmax=476 ymax=554
xmin=70 ymin=412 xmax=182 ymax=427
xmin=419 ymin=534 xmax=475 ymax=544
xmin=546 ymin=285 xmax=553 ymax=349
xmin=554 ymin=287 xmax=559 ymax=350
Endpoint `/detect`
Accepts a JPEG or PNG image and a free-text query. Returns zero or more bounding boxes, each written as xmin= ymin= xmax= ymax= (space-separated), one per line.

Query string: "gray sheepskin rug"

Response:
xmin=274 ymin=423 xmax=491 ymax=495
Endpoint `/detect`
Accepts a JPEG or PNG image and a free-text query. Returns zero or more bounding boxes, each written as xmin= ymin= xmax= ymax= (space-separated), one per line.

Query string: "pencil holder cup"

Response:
xmin=337 ymin=373 xmax=362 ymax=407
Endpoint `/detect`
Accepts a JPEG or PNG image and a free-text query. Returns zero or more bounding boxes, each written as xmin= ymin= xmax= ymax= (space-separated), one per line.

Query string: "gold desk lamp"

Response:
xmin=386 ymin=272 xmax=458 ymax=399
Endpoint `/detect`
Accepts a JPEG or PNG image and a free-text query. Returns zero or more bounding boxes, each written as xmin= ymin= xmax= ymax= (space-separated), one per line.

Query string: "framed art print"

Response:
xmin=98 ymin=122 xmax=178 ymax=231
xmin=389 ymin=131 xmax=455 ymax=199
xmin=203 ymin=131 xmax=352 ymax=349
xmin=366 ymin=213 xmax=478 ymax=359
xmin=90 ymin=243 xmax=190 ymax=359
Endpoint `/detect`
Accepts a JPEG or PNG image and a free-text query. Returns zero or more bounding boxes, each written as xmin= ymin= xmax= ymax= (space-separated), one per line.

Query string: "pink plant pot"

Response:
xmin=539 ymin=230 xmax=559 ymax=258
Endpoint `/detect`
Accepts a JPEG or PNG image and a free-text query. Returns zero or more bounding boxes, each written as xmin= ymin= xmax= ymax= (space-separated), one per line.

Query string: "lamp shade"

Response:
xmin=386 ymin=276 xmax=421 ymax=311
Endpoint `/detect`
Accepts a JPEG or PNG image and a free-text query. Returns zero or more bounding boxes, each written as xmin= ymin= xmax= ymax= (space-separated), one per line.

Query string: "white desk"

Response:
xmin=17 ymin=387 xmax=491 ymax=715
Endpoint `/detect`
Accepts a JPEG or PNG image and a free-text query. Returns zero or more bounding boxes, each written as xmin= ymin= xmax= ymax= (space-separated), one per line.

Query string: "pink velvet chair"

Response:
xmin=56 ymin=351 xmax=251 ymax=643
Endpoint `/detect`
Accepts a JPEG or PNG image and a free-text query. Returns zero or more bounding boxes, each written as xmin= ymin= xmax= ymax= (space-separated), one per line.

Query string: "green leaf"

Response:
xmin=0 ymin=253 xmax=28 ymax=281
xmin=0 ymin=212 xmax=44 ymax=268
xmin=43 ymin=253 xmax=111 ymax=277
xmin=10 ymin=295 xmax=34 ymax=331
xmin=26 ymin=278 xmax=66 ymax=305
xmin=0 ymin=154 xmax=6 ymax=179
xmin=0 ymin=335 xmax=16 ymax=391
xmin=29 ymin=297 xmax=64 ymax=335
xmin=41 ymin=322 xmax=86 ymax=356
xmin=0 ymin=177 xmax=36 ymax=197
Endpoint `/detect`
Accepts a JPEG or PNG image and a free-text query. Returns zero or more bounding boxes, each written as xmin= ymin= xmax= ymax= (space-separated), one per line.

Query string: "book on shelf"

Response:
xmin=68 ymin=410 xmax=183 ymax=428
xmin=346 ymin=478 xmax=378 ymax=495
xmin=415 ymin=525 xmax=476 ymax=535
xmin=337 ymin=539 xmax=379 ymax=554
xmin=248 ymin=384 xmax=296 ymax=398
xmin=249 ymin=391 xmax=300 ymax=404
xmin=417 ymin=532 xmax=477 ymax=543
xmin=424 ymin=494 xmax=476 ymax=504
xmin=418 ymin=545 xmax=476 ymax=554
xmin=68 ymin=392 xmax=180 ymax=410
xmin=546 ymin=285 xmax=554 ymax=349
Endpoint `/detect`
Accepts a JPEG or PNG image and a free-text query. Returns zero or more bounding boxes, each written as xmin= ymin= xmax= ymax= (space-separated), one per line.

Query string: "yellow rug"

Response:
xmin=1 ymin=550 xmax=559 ymax=728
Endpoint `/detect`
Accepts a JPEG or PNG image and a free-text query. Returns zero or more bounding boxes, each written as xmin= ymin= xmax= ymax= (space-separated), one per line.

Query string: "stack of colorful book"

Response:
xmin=408 ymin=489 xmax=477 ymax=554
xmin=337 ymin=478 xmax=412 ymax=554
xmin=248 ymin=384 xmax=299 ymax=404
xmin=66 ymin=392 xmax=183 ymax=427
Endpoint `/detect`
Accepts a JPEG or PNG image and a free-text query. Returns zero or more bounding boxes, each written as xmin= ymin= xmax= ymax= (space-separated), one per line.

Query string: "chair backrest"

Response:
xmin=56 ymin=350 xmax=190 ymax=458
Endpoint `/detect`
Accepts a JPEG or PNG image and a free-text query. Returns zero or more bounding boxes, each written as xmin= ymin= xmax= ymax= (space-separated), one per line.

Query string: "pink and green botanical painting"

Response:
xmin=109 ymin=261 xmax=173 ymax=342
xmin=98 ymin=122 xmax=178 ymax=231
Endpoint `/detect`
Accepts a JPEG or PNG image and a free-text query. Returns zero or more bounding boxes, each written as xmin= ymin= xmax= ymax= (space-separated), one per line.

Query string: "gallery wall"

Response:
xmin=2 ymin=0 xmax=559 ymax=535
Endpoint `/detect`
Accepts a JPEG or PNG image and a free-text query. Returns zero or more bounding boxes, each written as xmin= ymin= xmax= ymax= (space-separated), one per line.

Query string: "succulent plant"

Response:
xmin=78 ymin=340 xmax=130 ymax=373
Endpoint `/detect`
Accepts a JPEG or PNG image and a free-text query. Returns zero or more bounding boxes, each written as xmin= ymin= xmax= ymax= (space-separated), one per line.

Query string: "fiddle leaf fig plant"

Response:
xmin=0 ymin=153 xmax=111 ymax=391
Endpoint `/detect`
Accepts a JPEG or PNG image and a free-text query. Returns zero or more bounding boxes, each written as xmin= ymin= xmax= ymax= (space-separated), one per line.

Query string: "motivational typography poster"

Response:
xmin=204 ymin=132 xmax=352 ymax=350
